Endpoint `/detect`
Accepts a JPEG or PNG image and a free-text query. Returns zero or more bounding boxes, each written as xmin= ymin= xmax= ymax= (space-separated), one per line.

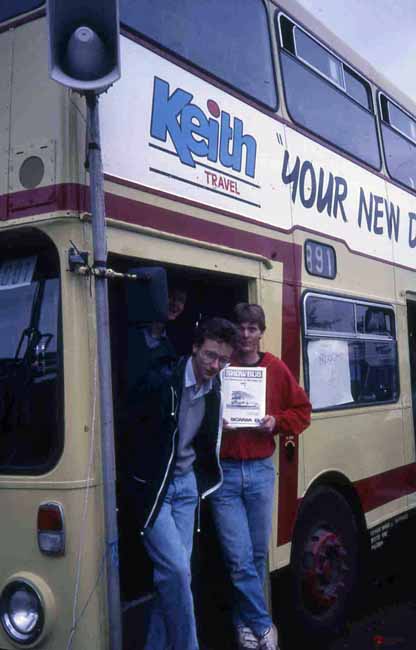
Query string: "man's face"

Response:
xmin=237 ymin=321 xmax=263 ymax=355
xmin=168 ymin=289 xmax=187 ymax=321
xmin=192 ymin=338 xmax=233 ymax=384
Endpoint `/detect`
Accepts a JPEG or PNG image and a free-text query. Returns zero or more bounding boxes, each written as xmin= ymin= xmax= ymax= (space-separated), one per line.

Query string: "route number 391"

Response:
xmin=304 ymin=240 xmax=336 ymax=279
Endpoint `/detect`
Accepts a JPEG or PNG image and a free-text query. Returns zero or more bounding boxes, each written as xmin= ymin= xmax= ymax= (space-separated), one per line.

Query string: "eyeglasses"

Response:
xmin=200 ymin=350 xmax=231 ymax=368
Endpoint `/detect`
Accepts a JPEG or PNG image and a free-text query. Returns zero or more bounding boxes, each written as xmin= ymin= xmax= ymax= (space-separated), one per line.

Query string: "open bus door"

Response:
xmin=107 ymin=258 xmax=250 ymax=649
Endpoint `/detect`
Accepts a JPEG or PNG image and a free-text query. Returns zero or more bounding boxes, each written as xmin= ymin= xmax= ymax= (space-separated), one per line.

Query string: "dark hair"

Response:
xmin=233 ymin=303 xmax=266 ymax=332
xmin=193 ymin=317 xmax=238 ymax=348
xmin=168 ymin=285 xmax=188 ymax=298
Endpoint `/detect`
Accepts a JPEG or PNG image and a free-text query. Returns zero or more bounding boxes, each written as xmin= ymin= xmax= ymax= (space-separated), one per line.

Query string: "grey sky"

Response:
xmin=297 ymin=0 xmax=416 ymax=102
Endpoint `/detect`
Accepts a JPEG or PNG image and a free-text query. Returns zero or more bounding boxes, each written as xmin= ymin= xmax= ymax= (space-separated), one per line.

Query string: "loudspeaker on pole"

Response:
xmin=47 ymin=0 xmax=120 ymax=94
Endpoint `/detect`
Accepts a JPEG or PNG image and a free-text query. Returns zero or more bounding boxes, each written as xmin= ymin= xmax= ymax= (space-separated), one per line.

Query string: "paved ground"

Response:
xmin=124 ymin=593 xmax=416 ymax=650
xmin=328 ymin=575 xmax=416 ymax=650
xmin=331 ymin=603 xmax=416 ymax=650
xmin=123 ymin=523 xmax=416 ymax=650
xmin=124 ymin=577 xmax=416 ymax=650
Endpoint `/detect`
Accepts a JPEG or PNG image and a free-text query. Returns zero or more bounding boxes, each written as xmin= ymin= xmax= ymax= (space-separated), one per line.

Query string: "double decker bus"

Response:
xmin=1 ymin=0 xmax=416 ymax=648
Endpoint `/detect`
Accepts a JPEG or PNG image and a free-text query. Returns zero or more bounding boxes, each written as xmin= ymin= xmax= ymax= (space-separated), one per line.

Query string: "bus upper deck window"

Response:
xmin=387 ymin=101 xmax=416 ymax=143
xmin=282 ymin=16 xmax=372 ymax=111
xmin=277 ymin=12 xmax=380 ymax=169
xmin=344 ymin=68 xmax=371 ymax=110
xmin=380 ymin=93 xmax=416 ymax=191
xmin=294 ymin=27 xmax=344 ymax=88
xmin=120 ymin=0 xmax=278 ymax=110
xmin=0 ymin=0 xmax=43 ymax=24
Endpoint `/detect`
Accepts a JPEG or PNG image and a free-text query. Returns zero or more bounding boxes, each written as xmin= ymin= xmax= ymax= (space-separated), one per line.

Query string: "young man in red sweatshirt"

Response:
xmin=209 ymin=303 xmax=311 ymax=650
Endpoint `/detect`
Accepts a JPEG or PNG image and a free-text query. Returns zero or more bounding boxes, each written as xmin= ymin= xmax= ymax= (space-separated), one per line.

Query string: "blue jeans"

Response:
xmin=209 ymin=458 xmax=275 ymax=638
xmin=143 ymin=470 xmax=199 ymax=650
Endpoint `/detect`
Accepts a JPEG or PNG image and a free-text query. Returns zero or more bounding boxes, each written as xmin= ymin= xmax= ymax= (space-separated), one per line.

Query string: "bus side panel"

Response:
xmin=0 ymin=485 xmax=107 ymax=650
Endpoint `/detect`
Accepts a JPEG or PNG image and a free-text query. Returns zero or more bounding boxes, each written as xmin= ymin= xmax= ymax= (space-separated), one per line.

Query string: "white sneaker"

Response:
xmin=236 ymin=625 xmax=259 ymax=649
xmin=258 ymin=623 xmax=279 ymax=650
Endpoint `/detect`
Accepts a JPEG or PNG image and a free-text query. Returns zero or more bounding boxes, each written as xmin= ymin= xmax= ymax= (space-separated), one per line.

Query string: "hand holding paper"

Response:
xmin=256 ymin=415 xmax=276 ymax=434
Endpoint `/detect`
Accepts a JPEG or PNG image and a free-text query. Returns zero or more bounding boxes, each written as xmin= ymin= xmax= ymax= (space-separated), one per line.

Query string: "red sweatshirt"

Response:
xmin=220 ymin=352 xmax=312 ymax=460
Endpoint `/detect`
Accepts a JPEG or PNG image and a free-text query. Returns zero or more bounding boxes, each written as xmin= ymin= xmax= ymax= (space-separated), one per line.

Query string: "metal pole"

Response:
xmin=86 ymin=91 xmax=123 ymax=650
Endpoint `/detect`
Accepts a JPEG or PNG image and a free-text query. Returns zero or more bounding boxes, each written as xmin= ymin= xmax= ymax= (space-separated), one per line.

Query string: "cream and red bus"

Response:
xmin=0 ymin=0 xmax=416 ymax=648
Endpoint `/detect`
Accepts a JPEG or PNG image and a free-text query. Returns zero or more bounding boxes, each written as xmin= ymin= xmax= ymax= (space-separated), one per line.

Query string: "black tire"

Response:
xmin=289 ymin=486 xmax=362 ymax=642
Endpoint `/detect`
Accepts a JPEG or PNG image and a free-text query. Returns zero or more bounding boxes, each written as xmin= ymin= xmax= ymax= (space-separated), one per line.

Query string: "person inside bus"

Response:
xmin=119 ymin=284 xmax=188 ymax=599
xmin=127 ymin=284 xmax=188 ymax=390
xmin=209 ymin=303 xmax=312 ymax=650
xmin=126 ymin=317 xmax=238 ymax=650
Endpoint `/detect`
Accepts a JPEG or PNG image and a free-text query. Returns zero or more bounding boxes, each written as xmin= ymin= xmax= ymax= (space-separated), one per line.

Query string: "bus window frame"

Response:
xmin=276 ymin=9 xmax=382 ymax=172
xmin=377 ymin=89 xmax=416 ymax=192
xmin=120 ymin=0 xmax=279 ymax=113
xmin=0 ymin=239 xmax=64 ymax=476
xmin=277 ymin=11 xmax=374 ymax=113
xmin=379 ymin=92 xmax=416 ymax=145
xmin=301 ymin=289 xmax=400 ymax=413
xmin=292 ymin=24 xmax=346 ymax=93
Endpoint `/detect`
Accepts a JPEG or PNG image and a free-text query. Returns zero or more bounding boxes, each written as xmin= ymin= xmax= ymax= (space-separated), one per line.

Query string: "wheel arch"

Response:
xmin=294 ymin=471 xmax=370 ymax=556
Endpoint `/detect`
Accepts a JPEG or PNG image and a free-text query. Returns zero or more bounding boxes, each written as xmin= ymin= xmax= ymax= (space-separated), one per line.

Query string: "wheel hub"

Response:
xmin=302 ymin=527 xmax=349 ymax=612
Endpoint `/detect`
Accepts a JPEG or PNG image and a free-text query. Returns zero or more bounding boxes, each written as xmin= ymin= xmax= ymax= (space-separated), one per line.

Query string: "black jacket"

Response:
xmin=124 ymin=356 xmax=223 ymax=531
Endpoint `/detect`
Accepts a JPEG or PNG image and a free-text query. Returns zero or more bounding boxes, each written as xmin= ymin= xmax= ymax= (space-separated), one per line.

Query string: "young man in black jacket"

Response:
xmin=127 ymin=317 xmax=237 ymax=650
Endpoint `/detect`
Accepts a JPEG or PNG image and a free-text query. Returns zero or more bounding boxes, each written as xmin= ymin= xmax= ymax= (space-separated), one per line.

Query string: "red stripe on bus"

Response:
xmin=0 ymin=194 xmax=7 ymax=219
xmin=4 ymin=180 xmax=416 ymax=274
xmin=0 ymin=183 xmax=88 ymax=219
xmin=354 ymin=462 xmax=416 ymax=513
xmin=279 ymin=463 xmax=416 ymax=550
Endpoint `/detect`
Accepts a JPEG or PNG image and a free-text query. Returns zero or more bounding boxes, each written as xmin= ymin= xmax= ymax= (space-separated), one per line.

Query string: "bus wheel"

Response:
xmin=290 ymin=486 xmax=361 ymax=639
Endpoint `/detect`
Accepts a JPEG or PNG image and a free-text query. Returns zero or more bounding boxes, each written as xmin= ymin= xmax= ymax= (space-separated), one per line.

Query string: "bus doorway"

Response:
xmin=406 ymin=299 xmax=416 ymax=436
xmin=108 ymin=258 xmax=250 ymax=649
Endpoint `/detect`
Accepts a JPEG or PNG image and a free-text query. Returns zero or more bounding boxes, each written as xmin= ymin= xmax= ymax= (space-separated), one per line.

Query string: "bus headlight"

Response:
xmin=0 ymin=580 xmax=43 ymax=644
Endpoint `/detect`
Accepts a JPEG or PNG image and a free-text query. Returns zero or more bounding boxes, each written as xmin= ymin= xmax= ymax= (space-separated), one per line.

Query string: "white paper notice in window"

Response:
xmin=308 ymin=339 xmax=353 ymax=409
xmin=0 ymin=256 xmax=36 ymax=290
